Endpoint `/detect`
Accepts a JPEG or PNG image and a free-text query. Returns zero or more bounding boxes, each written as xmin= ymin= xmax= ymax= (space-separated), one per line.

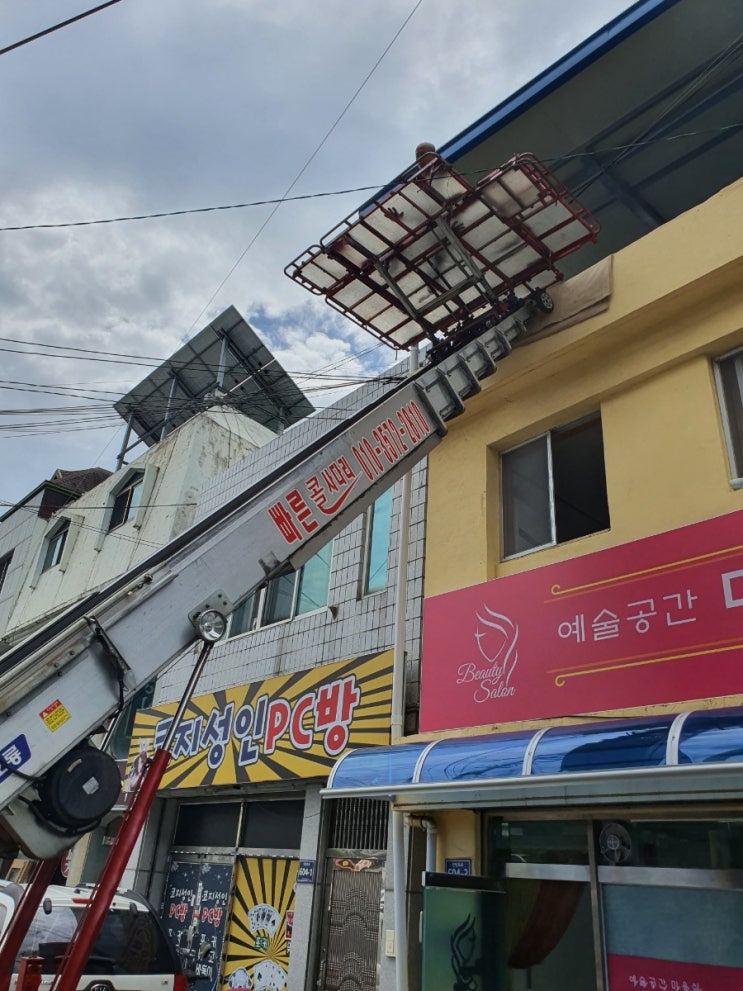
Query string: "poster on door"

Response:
xmin=221 ymin=857 xmax=298 ymax=991
xmin=162 ymin=860 xmax=233 ymax=991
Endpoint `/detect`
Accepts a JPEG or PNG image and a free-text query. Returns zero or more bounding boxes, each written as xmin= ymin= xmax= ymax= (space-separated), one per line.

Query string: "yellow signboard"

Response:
xmin=128 ymin=650 xmax=392 ymax=790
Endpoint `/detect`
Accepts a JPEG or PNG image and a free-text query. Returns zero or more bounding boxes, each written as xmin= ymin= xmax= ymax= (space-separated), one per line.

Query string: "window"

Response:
xmin=109 ymin=680 xmax=156 ymax=759
xmin=240 ymin=799 xmax=304 ymax=849
xmin=42 ymin=521 xmax=70 ymax=572
xmin=173 ymin=802 xmax=241 ymax=847
xmin=108 ymin=470 xmax=145 ymax=531
xmin=0 ymin=551 xmax=12 ymax=593
xmin=715 ymin=350 xmax=743 ymax=481
xmin=501 ymin=412 xmax=610 ymax=558
xmin=363 ymin=489 xmax=393 ymax=595
xmin=229 ymin=542 xmax=333 ymax=636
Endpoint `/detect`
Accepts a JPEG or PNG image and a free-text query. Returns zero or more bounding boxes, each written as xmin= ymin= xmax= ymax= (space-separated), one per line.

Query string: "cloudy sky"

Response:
xmin=0 ymin=0 xmax=635 ymax=505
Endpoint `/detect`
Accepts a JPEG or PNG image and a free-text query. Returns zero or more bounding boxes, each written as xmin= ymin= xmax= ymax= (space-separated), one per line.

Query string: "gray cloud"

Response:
xmin=0 ymin=0 xmax=633 ymax=503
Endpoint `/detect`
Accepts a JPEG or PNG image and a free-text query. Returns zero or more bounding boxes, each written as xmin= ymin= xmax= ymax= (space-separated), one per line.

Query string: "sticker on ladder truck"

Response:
xmin=39 ymin=698 xmax=71 ymax=732
xmin=0 ymin=734 xmax=31 ymax=783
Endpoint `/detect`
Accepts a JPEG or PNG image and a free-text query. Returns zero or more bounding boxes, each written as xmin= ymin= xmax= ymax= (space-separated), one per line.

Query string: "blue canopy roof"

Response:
xmin=325 ymin=708 xmax=743 ymax=811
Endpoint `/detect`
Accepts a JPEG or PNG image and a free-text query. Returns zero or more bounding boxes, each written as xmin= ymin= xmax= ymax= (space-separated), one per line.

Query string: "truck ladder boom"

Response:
xmin=0 ymin=310 xmax=527 ymax=843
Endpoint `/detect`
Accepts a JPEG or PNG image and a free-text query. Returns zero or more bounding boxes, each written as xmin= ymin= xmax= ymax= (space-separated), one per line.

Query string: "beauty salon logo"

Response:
xmin=456 ymin=605 xmax=519 ymax=703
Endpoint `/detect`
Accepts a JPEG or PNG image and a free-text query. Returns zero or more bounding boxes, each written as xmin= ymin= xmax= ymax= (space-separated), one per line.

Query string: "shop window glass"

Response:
xmin=503 ymin=877 xmax=594 ymax=989
xmin=501 ymin=413 xmax=610 ymax=558
xmin=602 ymin=883 xmax=743 ymax=986
xmin=421 ymin=877 xmax=503 ymax=991
xmin=595 ymin=818 xmax=743 ymax=870
xmin=488 ymin=819 xmax=590 ymax=867
xmin=173 ymin=802 xmax=241 ymax=847
xmin=240 ymin=800 xmax=303 ymax=850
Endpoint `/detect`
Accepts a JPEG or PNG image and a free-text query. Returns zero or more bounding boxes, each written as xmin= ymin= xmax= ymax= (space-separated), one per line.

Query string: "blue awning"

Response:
xmin=325 ymin=708 xmax=743 ymax=811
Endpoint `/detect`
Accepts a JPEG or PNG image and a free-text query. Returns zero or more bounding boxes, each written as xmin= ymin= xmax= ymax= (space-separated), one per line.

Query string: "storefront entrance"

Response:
xmin=316 ymin=856 xmax=385 ymax=991
xmin=221 ymin=856 xmax=298 ymax=991
xmin=419 ymin=816 xmax=743 ymax=990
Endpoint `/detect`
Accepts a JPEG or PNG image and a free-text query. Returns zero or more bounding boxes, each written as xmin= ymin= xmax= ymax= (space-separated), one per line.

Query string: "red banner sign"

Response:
xmin=420 ymin=510 xmax=743 ymax=731
xmin=607 ymin=953 xmax=742 ymax=990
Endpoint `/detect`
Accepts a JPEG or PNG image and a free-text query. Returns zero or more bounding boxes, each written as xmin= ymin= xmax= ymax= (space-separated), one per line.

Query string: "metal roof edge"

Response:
xmin=0 ymin=480 xmax=83 ymax=523
xmin=439 ymin=0 xmax=682 ymax=162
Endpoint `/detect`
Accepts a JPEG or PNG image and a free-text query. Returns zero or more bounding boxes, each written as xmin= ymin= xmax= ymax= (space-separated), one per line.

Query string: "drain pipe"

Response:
xmin=390 ymin=346 xmax=418 ymax=991
xmin=424 ymin=818 xmax=438 ymax=872
xmin=390 ymin=345 xmax=418 ymax=742
xmin=407 ymin=816 xmax=438 ymax=872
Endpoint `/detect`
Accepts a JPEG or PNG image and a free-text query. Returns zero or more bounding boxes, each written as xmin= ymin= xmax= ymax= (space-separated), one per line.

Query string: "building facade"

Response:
xmin=128 ymin=360 xmax=426 ymax=991
xmin=325 ymin=1 xmax=743 ymax=989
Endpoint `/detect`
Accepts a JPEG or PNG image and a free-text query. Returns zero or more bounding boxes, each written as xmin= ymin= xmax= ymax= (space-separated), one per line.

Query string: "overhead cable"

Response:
xmin=0 ymin=1 xmax=124 ymax=58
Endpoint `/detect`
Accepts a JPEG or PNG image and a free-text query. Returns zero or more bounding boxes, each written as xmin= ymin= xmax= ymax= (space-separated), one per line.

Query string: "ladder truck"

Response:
xmin=0 ymin=150 xmax=599 ymax=990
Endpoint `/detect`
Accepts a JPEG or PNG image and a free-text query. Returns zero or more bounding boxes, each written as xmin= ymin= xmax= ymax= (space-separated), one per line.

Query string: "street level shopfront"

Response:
xmin=328 ymin=710 xmax=743 ymax=991
xmin=326 ymin=510 xmax=743 ymax=990
xmin=129 ymin=651 xmax=393 ymax=991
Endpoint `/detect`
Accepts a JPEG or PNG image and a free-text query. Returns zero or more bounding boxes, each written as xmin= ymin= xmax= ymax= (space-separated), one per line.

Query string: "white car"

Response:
xmin=0 ymin=880 xmax=185 ymax=991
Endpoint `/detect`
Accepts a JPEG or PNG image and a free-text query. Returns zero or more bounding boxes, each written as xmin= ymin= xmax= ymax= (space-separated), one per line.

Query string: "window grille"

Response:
xmin=328 ymin=798 xmax=389 ymax=851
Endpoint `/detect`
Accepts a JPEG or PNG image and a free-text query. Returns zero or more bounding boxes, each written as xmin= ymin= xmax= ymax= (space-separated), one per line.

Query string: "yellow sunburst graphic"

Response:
xmin=127 ymin=651 xmax=392 ymax=790
xmin=221 ymin=857 xmax=298 ymax=991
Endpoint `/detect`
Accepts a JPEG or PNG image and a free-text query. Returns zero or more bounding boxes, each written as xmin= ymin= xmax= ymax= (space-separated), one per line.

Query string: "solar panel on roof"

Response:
xmin=113 ymin=306 xmax=314 ymax=447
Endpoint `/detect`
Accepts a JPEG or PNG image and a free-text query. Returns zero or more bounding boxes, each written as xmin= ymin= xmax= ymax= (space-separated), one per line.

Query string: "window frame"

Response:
xmin=362 ymin=488 xmax=394 ymax=596
xmin=228 ymin=541 xmax=334 ymax=638
xmin=108 ymin=470 xmax=145 ymax=531
xmin=500 ymin=411 xmax=610 ymax=560
xmin=42 ymin=521 xmax=70 ymax=572
xmin=713 ymin=348 xmax=743 ymax=488
xmin=0 ymin=551 xmax=13 ymax=594
xmin=32 ymin=513 xmax=82 ymax=586
xmin=98 ymin=465 xmax=158 ymax=547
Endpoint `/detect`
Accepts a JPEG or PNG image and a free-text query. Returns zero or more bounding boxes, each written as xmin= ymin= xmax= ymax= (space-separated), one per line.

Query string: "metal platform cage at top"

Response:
xmin=285 ymin=153 xmax=600 ymax=351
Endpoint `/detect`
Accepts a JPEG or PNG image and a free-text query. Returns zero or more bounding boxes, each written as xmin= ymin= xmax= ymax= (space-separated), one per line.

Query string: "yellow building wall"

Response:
xmin=429 ymin=810 xmax=480 ymax=873
xmin=426 ymin=177 xmax=743 ymax=599
xmin=421 ymin=177 xmax=743 ymax=743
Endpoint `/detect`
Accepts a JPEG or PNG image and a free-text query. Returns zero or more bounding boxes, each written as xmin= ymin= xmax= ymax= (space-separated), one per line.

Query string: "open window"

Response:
xmin=714 ymin=349 xmax=743 ymax=486
xmin=501 ymin=412 xmax=610 ymax=559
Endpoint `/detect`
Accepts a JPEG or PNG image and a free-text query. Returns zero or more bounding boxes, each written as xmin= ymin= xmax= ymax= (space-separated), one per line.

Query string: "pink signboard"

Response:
xmin=420 ymin=510 xmax=743 ymax=732
xmin=607 ymin=953 xmax=743 ymax=990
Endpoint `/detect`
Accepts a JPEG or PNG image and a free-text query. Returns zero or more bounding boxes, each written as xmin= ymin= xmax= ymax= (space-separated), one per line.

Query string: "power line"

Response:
xmin=0 ymin=1 xmax=124 ymax=58
xmin=182 ymin=0 xmax=426 ymax=338
xmin=0 ymin=183 xmax=382 ymax=233
xmin=0 ymin=123 xmax=740 ymax=235
xmin=0 ymin=339 xmax=396 ymax=393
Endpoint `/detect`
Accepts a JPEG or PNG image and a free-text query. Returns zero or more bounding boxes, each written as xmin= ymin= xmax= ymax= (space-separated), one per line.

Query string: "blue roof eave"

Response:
xmin=439 ymin=0 xmax=682 ymax=162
